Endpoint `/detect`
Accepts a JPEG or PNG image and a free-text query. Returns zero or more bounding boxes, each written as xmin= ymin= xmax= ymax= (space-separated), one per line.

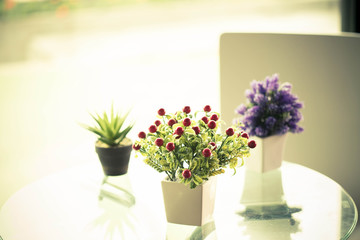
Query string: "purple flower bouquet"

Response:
xmin=235 ymin=74 xmax=304 ymax=138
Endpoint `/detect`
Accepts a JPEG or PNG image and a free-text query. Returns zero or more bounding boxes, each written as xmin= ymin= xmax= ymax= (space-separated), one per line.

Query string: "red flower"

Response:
xmin=248 ymin=140 xmax=257 ymax=148
xmin=192 ymin=126 xmax=200 ymax=135
xmin=204 ymin=105 xmax=211 ymax=112
xmin=149 ymin=125 xmax=157 ymax=133
xmin=154 ymin=120 xmax=161 ymax=126
xmin=138 ymin=131 xmax=146 ymax=139
xmin=207 ymin=120 xmax=216 ymax=129
xmin=166 ymin=142 xmax=175 ymax=151
xmin=226 ymin=127 xmax=235 ymax=136
xmin=168 ymin=119 xmax=176 ymax=127
xmin=182 ymin=169 xmax=192 ymax=179
xmin=209 ymin=142 xmax=217 ymax=150
xmin=202 ymin=148 xmax=212 ymax=158
xmin=183 ymin=117 xmax=191 ymax=127
xmin=174 ymin=126 xmax=184 ymax=136
xmin=210 ymin=114 xmax=219 ymax=121
xmin=201 ymin=116 xmax=209 ymax=124
xmin=132 ymin=144 xmax=141 ymax=150
xmin=155 ymin=138 xmax=164 ymax=147
xmin=158 ymin=108 xmax=165 ymax=116
xmin=241 ymin=132 xmax=249 ymax=139
xmin=183 ymin=106 xmax=191 ymax=114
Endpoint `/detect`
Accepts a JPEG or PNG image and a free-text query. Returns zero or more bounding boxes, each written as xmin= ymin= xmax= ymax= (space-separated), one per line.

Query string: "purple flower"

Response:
xmin=249 ymin=105 xmax=261 ymax=116
xmin=268 ymin=103 xmax=279 ymax=114
xmin=267 ymin=74 xmax=280 ymax=92
xmin=255 ymin=126 xmax=268 ymax=137
xmin=290 ymin=110 xmax=302 ymax=122
xmin=294 ymin=126 xmax=304 ymax=133
xmin=293 ymin=102 xmax=304 ymax=109
xmin=245 ymin=89 xmax=255 ymax=103
xmin=281 ymin=82 xmax=292 ymax=92
xmin=254 ymin=94 xmax=265 ymax=104
xmin=257 ymin=83 xmax=267 ymax=95
xmin=279 ymin=125 xmax=290 ymax=135
xmin=251 ymin=80 xmax=258 ymax=92
xmin=234 ymin=74 xmax=304 ymax=137
xmin=265 ymin=116 xmax=276 ymax=129
xmin=281 ymin=104 xmax=293 ymax=112
xmin=235 ymin=104 xmax=247 ymax=115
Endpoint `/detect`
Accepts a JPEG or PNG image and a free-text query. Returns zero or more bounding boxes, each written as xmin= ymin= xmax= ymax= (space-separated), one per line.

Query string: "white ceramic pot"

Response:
xmin=161 ymin=176 xmax=217 ymax=226
xmin=246 ymin=134 xmax=287 ymax=173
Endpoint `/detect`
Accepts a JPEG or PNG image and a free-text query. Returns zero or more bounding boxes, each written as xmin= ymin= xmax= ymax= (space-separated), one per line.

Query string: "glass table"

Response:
xmin=0 ymin=160 xmax=357 ymax=240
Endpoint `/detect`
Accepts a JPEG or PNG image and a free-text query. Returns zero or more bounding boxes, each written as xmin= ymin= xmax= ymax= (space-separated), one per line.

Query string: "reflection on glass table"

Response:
xmin=0 ymin=160 xmax=357 ymax=240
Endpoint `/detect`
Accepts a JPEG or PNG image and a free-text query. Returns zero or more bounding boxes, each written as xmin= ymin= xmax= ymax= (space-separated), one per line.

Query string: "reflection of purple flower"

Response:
xmin=233 ymin=74 xmax=304 ymax=138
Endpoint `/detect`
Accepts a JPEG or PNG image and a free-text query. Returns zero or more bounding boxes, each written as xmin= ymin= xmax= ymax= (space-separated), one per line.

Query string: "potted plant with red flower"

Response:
xmin=234 ymin=74 xmax=304 ymax=172
xmin=133 ymin=105 xmax=255 ymax=226
xmin=81 ymin=105 xmax=134 ymax=176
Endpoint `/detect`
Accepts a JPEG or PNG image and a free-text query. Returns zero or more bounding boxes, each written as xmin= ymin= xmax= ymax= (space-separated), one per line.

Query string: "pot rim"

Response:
xmin=161 ymin=176 xmax=216 ymax=186
xmin=95 ymin=137 xmax=132 ymax=149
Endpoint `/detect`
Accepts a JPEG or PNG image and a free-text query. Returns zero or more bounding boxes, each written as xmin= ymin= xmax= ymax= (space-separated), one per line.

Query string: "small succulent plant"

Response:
xmin=82 ymin=105 xmax=134 ymax=147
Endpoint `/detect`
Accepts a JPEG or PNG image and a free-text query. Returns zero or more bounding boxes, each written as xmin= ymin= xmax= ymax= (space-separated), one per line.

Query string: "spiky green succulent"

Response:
xmin=82 ymin=105 xmax=133 ymax=147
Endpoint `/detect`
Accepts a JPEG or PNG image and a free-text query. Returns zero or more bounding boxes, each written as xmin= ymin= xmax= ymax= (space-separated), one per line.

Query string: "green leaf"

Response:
xmin=119 ymin=124 xmax=134 ymax=143
xmin=193 ymin=174 xmax=203 ymax=185
xmin=185 ymin=129 xmax=195 ymax=135
xmin=95 ymin=113 xmax=107 ymax=132
xmin=172 ymin=123 xmax=182 ymax=131
xmin=89 ymin=113 xmax=104 ymax=131
xmin=98 ymin=137 xmax=115 ymax=146
xmin=190 ymin=159 xmax=198 ymax=170
xmin=86 ymin=126 xmax=106 ymax=138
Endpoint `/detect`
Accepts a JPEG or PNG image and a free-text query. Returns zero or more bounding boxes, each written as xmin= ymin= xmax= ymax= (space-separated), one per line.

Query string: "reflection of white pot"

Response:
xmin=161 ymin=177 xmax=217 ymax=226
xmin=246 ymin=134 xmax=287 ymax=173
xmin=240 ymin=168 xmax=285 ymax=205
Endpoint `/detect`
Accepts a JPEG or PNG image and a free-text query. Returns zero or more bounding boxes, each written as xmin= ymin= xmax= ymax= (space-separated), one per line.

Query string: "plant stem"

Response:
xmin=165 ymin=171 xmax=173 ymax=181
xmin=217 ymin=135 xmax=229 ymax=154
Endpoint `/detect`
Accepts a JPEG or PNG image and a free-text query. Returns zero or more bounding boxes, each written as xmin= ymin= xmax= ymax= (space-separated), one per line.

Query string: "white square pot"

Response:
xmin=246 ymin=134 xmax=287 ymax=173
xmin=161 ymin=177 xmax=217 ymax=226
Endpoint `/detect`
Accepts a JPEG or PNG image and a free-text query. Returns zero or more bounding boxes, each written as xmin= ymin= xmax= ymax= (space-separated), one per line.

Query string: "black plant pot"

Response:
xmin=95 ymin=142 xmax=132 ymax=176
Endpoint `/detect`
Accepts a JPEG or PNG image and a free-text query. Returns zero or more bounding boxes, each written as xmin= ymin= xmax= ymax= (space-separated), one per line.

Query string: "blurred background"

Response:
xmin=0 ymin=0 xmax=359 ymax=237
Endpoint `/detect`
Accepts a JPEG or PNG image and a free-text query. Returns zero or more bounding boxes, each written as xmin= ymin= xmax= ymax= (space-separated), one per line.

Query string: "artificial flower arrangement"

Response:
xmin=235 ymin=74 xmax=304 ymax=137
xmin=133 ymin=105 xmax=256 ymax=189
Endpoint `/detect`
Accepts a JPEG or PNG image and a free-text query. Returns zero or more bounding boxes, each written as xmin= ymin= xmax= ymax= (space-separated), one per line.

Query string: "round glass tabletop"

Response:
xmin=0 ymin=160 xmax=357 ymax=240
